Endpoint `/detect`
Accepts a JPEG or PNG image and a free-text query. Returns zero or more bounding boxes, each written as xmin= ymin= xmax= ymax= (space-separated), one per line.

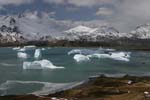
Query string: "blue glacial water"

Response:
xmin=0 ymin=47 xmax=150 ymax=95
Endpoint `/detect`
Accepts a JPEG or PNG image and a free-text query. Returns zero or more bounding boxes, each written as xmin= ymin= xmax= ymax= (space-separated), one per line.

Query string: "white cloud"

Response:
xmin=96 ymin=7 xmax=113 ymax=16
xmin=0 ymin=0 xmax=34 ymax=5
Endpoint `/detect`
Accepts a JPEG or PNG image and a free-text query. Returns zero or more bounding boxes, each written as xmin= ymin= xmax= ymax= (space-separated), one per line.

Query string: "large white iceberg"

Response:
xmin=17 ymin=52 xmax=29 ymax=59
xmin=73 ymin=54 xmax=90 ymax=62
xmin=23 ymin=59 xmax=64 ymax=70
xmin=110 ymin=52 xmax=130 ymax=62
xmin=34 ymin=49 xmax=41 ymax=59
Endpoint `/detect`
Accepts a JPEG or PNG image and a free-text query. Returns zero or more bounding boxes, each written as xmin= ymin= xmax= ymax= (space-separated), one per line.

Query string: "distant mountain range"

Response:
xmin=0 ymin=12 xmax=150 ymax=47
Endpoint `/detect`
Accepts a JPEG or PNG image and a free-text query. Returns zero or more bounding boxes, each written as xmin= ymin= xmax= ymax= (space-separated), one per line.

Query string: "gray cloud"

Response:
xmin=96 ymin=7 xmax=114 ymax=16
xmin=0 ymin=0 xmax=34 ymax=5
xmin=44 ymin=0 xmax=116 ymax=7
xmin=43 ymin=0 xmax=66 ymax=5
xmin=108 ymin=0 xmax=150 ymax=32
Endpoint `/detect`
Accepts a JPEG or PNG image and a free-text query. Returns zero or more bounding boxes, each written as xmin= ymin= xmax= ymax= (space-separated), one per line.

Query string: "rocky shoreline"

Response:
xmin=1 ymin=39 xmax=150 ymax=51
xmin=1 ymin=75 xmax=150 ymax=100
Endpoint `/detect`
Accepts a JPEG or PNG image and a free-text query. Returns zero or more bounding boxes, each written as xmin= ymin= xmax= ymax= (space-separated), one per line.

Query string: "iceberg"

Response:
xmin=18 ymin=48 xmax=26 ymax=52
xmin=68 ymin=49 xmax=82 ymax=55
xmin=12 ymin=47 xmax=21 ymax=50
xmin=87 ymin=52 xmax=131 ymax=62
xmin=110 ymin=52 xmax=130 ymax=62
xmin=23 ymin=59 xmax=64 ymax=70
xmin=34 ymin=49 xmax=41 ymax=59
xmin=24 ymin=45 xmax=36 ymax=50
xmin=41 ymin=48 xmax=46 ymax=51
xmin=68 ymin=49 xmax=96 ymax=55
xmin=73 ymin=54 xmax=90 ymax=62
xmin=24 ymin=45 xmax=36 ymax=48
xmin=88 ymin=53 xmax=111 ymax=59
xmin=17 ymin=52 xmax=29 ymax=59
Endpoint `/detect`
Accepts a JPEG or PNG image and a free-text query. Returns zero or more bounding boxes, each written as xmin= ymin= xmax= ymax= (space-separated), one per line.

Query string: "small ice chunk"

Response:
xmin=17 ymin=52 xmax=29 ymax=59
xmin=24 ymin=45 xmax=36 ymax=48
xmin=23 ymin=59 xmax=64 ymax=70
xmin=24 ymin=45 xmax=36 ymax=50
xmin=73 ymin=54 xmax=90 ymax=62
xmin=18 ymin=48 xmax=26 ymax=52
xmin=68 ymin=49 xmax=81 ymax=55
xmin=12 ymin=47 xmax=20 ymax=50
xmin=41 ymin=48 xmax=46 ymax=51
xmin=88 ymin=53 xmax=111 ymax=59
xmin=34 ymin=49 xmax=41 ymax=59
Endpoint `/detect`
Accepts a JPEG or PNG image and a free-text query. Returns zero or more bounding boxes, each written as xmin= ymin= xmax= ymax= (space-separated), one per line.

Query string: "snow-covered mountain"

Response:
xmin=64 ymin=25 xmax=132 ymax=41
xmin=130 ymin=23 xmax=150 ymax=39
xmin=0 ymin=11 xmax=72 ymax=43
xmin=0 ymin=11 xmax=150 ymax=44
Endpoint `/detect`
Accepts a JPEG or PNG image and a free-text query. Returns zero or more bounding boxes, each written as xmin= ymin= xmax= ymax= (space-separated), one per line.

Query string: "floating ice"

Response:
xmin=73 ymin=54 xmax=90 ymax=62
xmin=68 ymin=49 xmax=82 ymax=55
xmin=18 ymin=45 xmax=36 ymax=52
xmin=87 ymin=51 xmax=131 ymax=62
xmin=88 ymin=53 xmax=111 ymax=59
xmin=18 ymin=48 xmax=26 ymax=52
xmin=23 ymin=59 xmax=64 ymax=70
xmin=41 ymin=48 xmax=46 ymax=51
xmin=24 ymin=45 xmax=36 ymax=48
xmin=34 ymin=49 xmax=41 ymax=59
xmin=98 ymin=47 xmax=116 ymax=52
xmin=110 ymin=52 xmax=130 ymax=62
xmin=24 ymin=45 xmax=36 ymax=50
xmin=68 ymin=48 xmax=112 ymax=55
xmin=12 ymin=47 xmax=21 ymax=50
xmin=17 ymin=52 xmax=29 ymax=59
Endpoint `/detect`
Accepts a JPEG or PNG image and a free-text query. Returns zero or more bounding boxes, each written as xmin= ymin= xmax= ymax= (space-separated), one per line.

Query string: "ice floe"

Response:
xmin=110 ymin=52 xmax=130 ymax=62
xmin=23 ymin=59 xmax=64 ymax=70
xmin=87 ymin=53 xmax=111 ymax=59
xmin=88 ymin=52 xmax=131 ymax=62
xmin=68 ymin=49 xmax=82 ymax=55
xmin=12 ymin=47 xmax=21 ymax=50
xmin=24 ymin=45 xmax=36 ymax=50
xmin=17 ymin=52 xmax=29 ymax=59
xmin=68 ymin=48 xmax=115 ymax=55
xmin=69 ymin=48 xmax=131 ymax=62
xmin=18 ymin=48 xmax=26 ymax=52
xmin=73 ymin=54 xmax=90 ymax=62
xmin=41 ymin=48 xmax=46 ymax=51
xmin=34 ymin=49 xmax=41 ymax=59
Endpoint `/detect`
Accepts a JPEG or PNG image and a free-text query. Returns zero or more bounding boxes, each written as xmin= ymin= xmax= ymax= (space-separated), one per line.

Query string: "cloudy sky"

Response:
xmin=0 ymin=0 xmax=150 ymax=32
